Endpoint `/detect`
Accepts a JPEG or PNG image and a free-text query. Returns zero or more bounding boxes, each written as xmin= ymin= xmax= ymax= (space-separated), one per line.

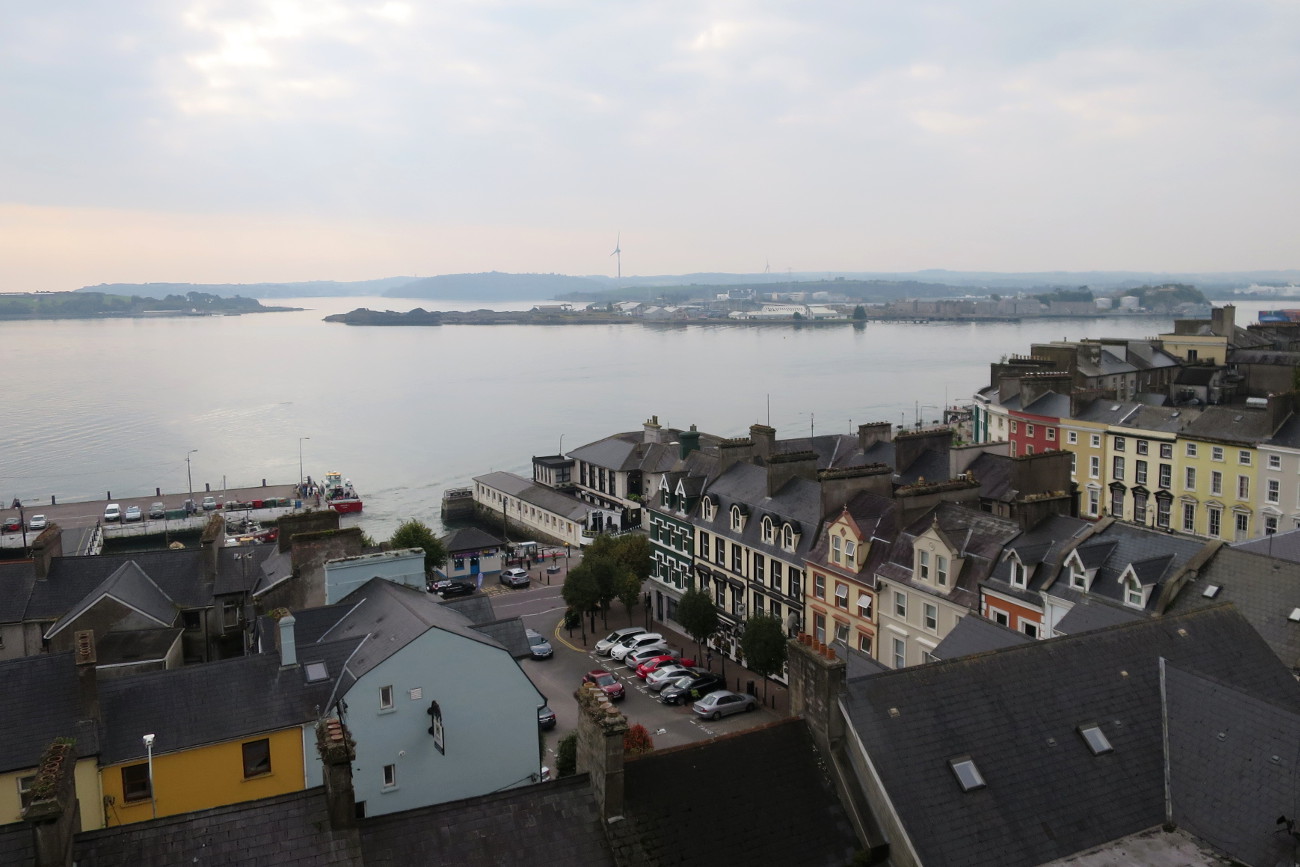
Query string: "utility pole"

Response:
xmin=186 ymin=450 xmax=197 ymax=511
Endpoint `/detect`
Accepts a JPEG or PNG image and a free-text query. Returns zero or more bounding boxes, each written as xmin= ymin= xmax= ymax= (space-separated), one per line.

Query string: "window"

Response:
xmin=1235 ymin=512 xmax=1249 ymax=540
xmin=1079 ymin=724 xmax=1113 ymax=755
xmin=1237 ymin=476 xmax=1249 ymax=499
xmin=702 ymin=498 xmax=715 ymax=521
xmin=730 ymin=544 xmax=741 ymax=572
xmin=892 ymin=637 xmax=906 ymax=670
xmin=17 ymin=775 xmax=35 ymax=808
xmin=1124 ymin=577 xmax=1144 ymax=607
xmin=1159 ymin=464 xmax=1172 ymax=489
xmin=772 ymin=600 xmax=782 ymax=623
xmin=1090 ymin=434 xmax=1101 ymax=448
xmin=1025 ymin=444 xmax=1034 ymax=456
xmin=1010 ymin=421 xmax=1018 ymax=434
xmin=1186 ymin=442 xmax=1198 ymax=458
xmin=1185 ymin=467 xmax=1196 ymax=490
xmin=1067 ymin=431 xmax=1078 ymax=444
xmin=1208 ymin=507 xmax=1221 ymax=538
xmin=715 ymin=538 xmax=725 ymax=565
xmin=1047 ymin=428 xmax=1056 ymax=441
xmin=831 ymin=535 xmax=841 ymax=563
xmin=1136 ymin=440 xmax=1148 ymax=456
xmin=1113 ymin=436 xmax=1125 ymax=451
xmin=1069 ymin=563 xmax=1087 ymax=590
xmin=1133 ymin=491 xmax=1148 ymax=523
xmin=923 ymin=603 xmax=938 ymax=631
xmin=1210 ymin=471 xmax=1223 ymax=496
xmin=919 ymin=550 xmax=930 ymax=579
xmin=1071 ymin=453 xmax=1077 ymax=475
xmin=379 ymin=685 xmax=394 ymax=710
xmin=730 ymin=506 xmax=742 ymax=530
xmin=949 ymin=757 xmax=986 ymax=792
xmin=858 ymin=632 xmax=872 ymax=653
xmin=1110 ymin=487 xmax=1124 ymax=517
xmin=773 ymin=561 xmax=786 ymax=592
xmin=1156 ymin=495 xmax=1171 ymax=529
xmin=992 ymin=608 xmax=1009 ymax=626
xmin=1239 ymin=450 xmax=1252 ymax=466
xmin=814 ymin=573 xmax=825 ymax=599
xmin=1112 ymin=456 xmax=1124 ymax=481
xmin=781 ymin=524 xmax=795 ymax=550
xmin=936 ymin=555 xmax=949 ymax=587
xmin=1183 ymin=502 xmax=1196 ymax=532
xmin=1021 ymin=621 xmax=1039 ymax=639
xmin=857 ymin=593 xmax=873 ymax=618
xmin=1268 ymin=479 xmax=1280 ymax=504
xmin=1009 ymin=559 xmax=1026 ymax=588
xmin=1134 ymin=460 xmax=1147 ymax=485
xmin=1160 ymin=443 xmax=1173 ymax=459
xmin=699 ymin=532 xmax=710 ymax=560
xmin=834 ymin=621 xmax=850 ymax=644
xmin=894 ymin=590 xmax=907 ymax=618
xmin=1087 ymin=487 xmax=1100 ymax=516
xmin=1026 ymin=424 xmax=1035 ymax=437
xmin=844 ymin=539 xmax=856 ymax=565
xmin=1266 ymin=515 xmax=1279 ymax=535
xmin=814 ymin=613 xmax=826 ymax=643
xmin=754 ymin=595 xmax=765 ymax=617
xmin=1089 ymin=456 xmax=1100 ymax=479
xmin=754 ymin=555 xmax=765 ymax=585
xmin=1268 ymin=454 xmax=1281 ymax=470
xmin=1209 ymin=446 xmax=1223 ymax=461
xmin=834 ymin=583 xmax=849 ymax=609
xmin=242 ymin=738 xmax=272 ymax=778
xmin=121 ymin=764 xmax=151 ymax=802
xmin=382 ymin=764 xmax=397 ymax=789
xmin=761 ymin=517 xmax=774 ymax=544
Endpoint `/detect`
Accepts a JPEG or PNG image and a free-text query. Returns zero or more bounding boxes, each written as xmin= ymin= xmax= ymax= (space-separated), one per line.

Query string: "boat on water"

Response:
xmin=323 ymin=471 xmax=363 ymax=513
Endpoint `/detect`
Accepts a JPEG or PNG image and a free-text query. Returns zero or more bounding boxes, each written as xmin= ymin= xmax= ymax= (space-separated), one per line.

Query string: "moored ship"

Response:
xmin=322 ymin=471 xmax=363 ymax=513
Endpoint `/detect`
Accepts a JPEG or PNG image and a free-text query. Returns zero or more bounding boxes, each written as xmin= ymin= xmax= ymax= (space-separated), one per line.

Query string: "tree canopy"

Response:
xmin=677 ymin=587 xmax=718 ymax=660
xmin=389 ymin=519 xmax=448 ymax=573
xmin=740 ymin=614 xmax=788 ymax=701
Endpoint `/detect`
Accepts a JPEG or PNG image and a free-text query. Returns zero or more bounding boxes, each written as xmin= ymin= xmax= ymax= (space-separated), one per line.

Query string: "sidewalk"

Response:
xmin=556 ymin=603 xmax=792 ymax=716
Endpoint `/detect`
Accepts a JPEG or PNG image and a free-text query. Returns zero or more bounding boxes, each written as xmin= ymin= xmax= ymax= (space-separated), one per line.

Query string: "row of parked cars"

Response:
xmin=588 ymin=626 xmax=759 ymax=720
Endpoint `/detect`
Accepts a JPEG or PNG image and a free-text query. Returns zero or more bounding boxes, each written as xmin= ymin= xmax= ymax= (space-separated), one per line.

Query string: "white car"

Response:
xmin=28 ymin=514 xmax=48 ymax=531
xmin=610 ymin=632 xmax=664 ymax=661
xmin=595 ymin=627 xmax=645 ymax=656
xmin=646 ymin=664 xmax=695 ymax=691
xmin=103 ymin=503 xmax=122 ymax=522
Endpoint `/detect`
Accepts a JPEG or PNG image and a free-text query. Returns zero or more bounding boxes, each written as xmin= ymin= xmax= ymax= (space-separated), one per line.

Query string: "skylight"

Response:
xmin=1289 ymin=608 xmax=1300 ymax=623
xmin=304 ymin=661 xmax=329 ymax=683
xmin=1078 ymin=723 xmax=1113 ymax=755
xmin=1202 ymin=585 xmax=1220 ymax=598
xmin=948 ymin=757 xmax=986 ymax=792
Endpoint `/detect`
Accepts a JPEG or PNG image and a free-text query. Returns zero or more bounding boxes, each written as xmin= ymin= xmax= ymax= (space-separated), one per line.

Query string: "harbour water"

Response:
xmin=1 ymin=296 xmax=1278 ymax=539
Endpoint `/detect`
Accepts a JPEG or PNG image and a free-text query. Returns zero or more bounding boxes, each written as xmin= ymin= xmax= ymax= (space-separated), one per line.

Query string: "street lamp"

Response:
xmin=142 ymin=733 xmax=157 ymax=819
xmin=186 ymin=450 xmax=197 ymax=511
xmin=558 ymin=433 xmax=565 ymax=456
xmin=298 ymin=437 xmax=310 ymax=486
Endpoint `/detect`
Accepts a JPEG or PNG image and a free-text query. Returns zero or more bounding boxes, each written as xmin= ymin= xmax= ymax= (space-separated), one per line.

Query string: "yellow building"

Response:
xmin=1059 ymin=413 xmax=1109 ymax=519
xmin=1157 ymin=306 xmax=1238 ymax=365
xmin=1 ymin=756 xmax=103 ymax=832
xmin=1173 ymin=434 xmax=1258 ymax=541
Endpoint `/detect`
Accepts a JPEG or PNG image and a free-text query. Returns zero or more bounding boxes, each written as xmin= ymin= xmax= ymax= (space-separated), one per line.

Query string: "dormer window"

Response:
xmin=781 ymin=524 xmax=796 ymax=551
xmin=761 ymin=517 xmax=775 ymax=544
xmin=919 ymin=551 xmax=931 ymax=579
xmin=936 ymin=555 xmax=949 ymax=587
xmin=1009 ymin=559 xmax=1026 ymax=589
xmin=831 ymin=535 xmax=842 ymax=564
xmin=1069 ymin=562 xmax=1087 ymax=591
xmin=702 ymin=497 xmax=716 ymax=521
xmin=1122 ymin=574 xmax=1146 ymax=608
xmin=844 ymin=538 xmax=856 ymax=567
xmin=730 ymin=505 xmax=743 ymax=531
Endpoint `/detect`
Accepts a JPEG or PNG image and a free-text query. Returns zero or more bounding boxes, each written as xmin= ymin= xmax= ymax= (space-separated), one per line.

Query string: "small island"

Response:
xmin=0 ymin=291 xmax=299 ymax=320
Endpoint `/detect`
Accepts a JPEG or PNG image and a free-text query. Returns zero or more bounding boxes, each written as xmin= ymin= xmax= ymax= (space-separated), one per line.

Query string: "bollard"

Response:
xmin=156 ymin=487 xmax=161 ymax=496
xmin=107 ymin=491 xmax=111 ymax=500
xmin=51 ymin=496 xmax=56 ymax=505
xmin=262 ymin=478 xmax=266 ymax=487
xmin=205 ymin=483 xmax=211 ymax=491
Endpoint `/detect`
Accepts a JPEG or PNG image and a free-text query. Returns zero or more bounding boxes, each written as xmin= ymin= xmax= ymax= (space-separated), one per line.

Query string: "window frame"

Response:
xmin=121 ymin=763 xmax=152 ymax=803
xmin=242 ymin=738 xmax=272 ymax=779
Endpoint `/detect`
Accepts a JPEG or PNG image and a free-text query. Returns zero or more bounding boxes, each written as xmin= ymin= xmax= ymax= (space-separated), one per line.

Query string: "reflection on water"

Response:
xmin=0 ymin=296 xmax=1276 ymax=539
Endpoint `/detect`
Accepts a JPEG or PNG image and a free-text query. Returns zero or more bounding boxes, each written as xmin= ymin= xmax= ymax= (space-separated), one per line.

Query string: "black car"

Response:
xmin=429 ymin=579 xmax=475 ymax=598
xmin=538 ymin=705 xmax=556 ymax=730
xmin=659 ymin=672 xmax=727 ymax=706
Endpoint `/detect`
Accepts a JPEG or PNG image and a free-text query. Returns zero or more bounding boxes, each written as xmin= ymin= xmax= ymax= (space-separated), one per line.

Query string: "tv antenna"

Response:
xmin=610 ymin=232 xmax=622 ymax=280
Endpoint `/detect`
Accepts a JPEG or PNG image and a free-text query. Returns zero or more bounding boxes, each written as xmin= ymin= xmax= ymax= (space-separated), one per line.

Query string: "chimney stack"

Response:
xmin=575 ymin=681 xmax=628 ymax=820
xmin=200 ymin=514 xmax=223 ymax=583
xmin=315 ymin=717 xmax=357 ymax=830
xmin=31 ymin=526 xmax=64 ymax=581
xmin=23 ymin=737 xmax=79 ymax=867
xmin=74 ymin=630 xmax=99 ymax=722
xmin=857 ymin=422 xmax=892 ymax=453
xmin=277 ymin=614 xmax=298 ymax=668
xmin=678 ymin=424 xmax=701 ymax=460
xmin=749 ymin=424 xmax=777 ymax=459
xmin=643 ymin=415 xmax=663 ymax=444
xmin=766 ymin=450 xmax=818 ymax=497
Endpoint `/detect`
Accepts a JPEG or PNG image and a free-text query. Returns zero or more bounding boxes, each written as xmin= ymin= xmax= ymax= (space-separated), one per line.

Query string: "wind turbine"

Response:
xmin=610 ymin=233 xmax=622 ymax=280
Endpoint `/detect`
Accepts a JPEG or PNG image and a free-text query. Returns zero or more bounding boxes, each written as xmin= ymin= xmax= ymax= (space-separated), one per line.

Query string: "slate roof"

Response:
xmin=25 ymin=548 xmax=211 ymax=621
xmin=441 ymin=526 xmax=505 ymax=553
xmin=1051 ymin=521 xmax=1208 ymax=613
xmin=1264 ymin=412 xmax=1300 ymax=449
xmin=1072 ymin=399 xmax=1198 ymax=433
xmin=469 ymin=617 xmax=531 ymax=659
xmin=474 ymin=471 xmax=590 ymax=520
xmin=252 ymin=545 xmax=294 ymax=596
xmin=438 ymin=593 xmax=497 ymax=625
xmin=697 ymin=462 xmax=823 ymax=565
xmin=1164 ymin=664 xmax=1300 ymax=867
xmin=1182 ymin=404 xmax=1281 ymax=445
xmin=805 ymin=492 xmax=897 ymax=587
xmin=215 ymin=543 xmax=275 ymax=596
xmin=0 ymin=560 xmax=35 ymax=622
xmin=45 ymin=560 xmax=178 ymax=639
xmin=1054 ymin=596 xmax=1147 ymax=634
xmin=1165 ymin=546 xmax=1300 ymax=670
xmin=567 ymin=431 xmax=650 ymax=471
xmin=0 ymin=651 xmax=100 ymax=773
xmin=612 ymin=719 xmax=860 ymax=866
xmin=876 ymin=503 xmax=1021 ymax=610
xmin=932 ymin=613 xmax=1032 ymax=659
xmin=1233 ymin=525 xmax=1300 ymax=563
xmin=842 ymin=606 xmax=1300 ymax=867
xmin=1021 ymin=391 xmax=1071 ymax=419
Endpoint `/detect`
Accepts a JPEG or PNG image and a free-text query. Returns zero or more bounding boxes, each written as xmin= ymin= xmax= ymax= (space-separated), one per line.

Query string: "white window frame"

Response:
xmin=1067 ymin=431 xmax=1078 ymax=445
xmin=893 ymin=590 xmax=907 ymax=618
xmin=1090 ymin=434 xmax=1101 ymax=448
xmin=923 ymin=602 xmax=938 ymax=632
xmin=936 ymin=555 xmax=949 ymax=587
xmin=1267 ymin=454 xmax=1281 ymax=470
xmin=379 ymin=685 xmax=395 ymax=711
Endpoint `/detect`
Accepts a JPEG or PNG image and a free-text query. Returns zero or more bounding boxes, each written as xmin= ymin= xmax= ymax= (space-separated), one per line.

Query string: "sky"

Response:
xmin=2 ymin=1 xmax=1298 ymax=292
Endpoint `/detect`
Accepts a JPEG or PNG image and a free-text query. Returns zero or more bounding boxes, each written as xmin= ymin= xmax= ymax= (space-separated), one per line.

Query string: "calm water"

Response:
xmin=1 ymin=297 xmax=1276 ymax=539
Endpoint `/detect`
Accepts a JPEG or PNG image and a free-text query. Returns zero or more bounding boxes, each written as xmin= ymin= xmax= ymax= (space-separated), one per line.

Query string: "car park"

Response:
xmin=27 ymin=514 xmax=48 ymax=531
xmin=103 ymin=503 xmax=122 ymax=522
xmin=610 ymin=632 xmax=665 ymax=661
xmin=525 ymin=629 xmax=553 ymax=659
xmin=499 ymin=568 xmax=530 ymax=588
xmin=429 ymin=579 xmax=475 ymax=598
xmin=646 ymin=664 xmax=696 ymax=691
xmin=624 ymin=645 xmax=672 ymax=671
xmin=692 ymin=690 xmax=758 ymax=720
xmin=124 ymin=505 xmax=143 ymax=522
xmin=148 ymin=502 xmax=166 ymax=519
xmin=201 ymin=496 xmax=219 ymax=511
xmin=660 ymin=672 xmax=727 ymax=706
xmin=636 ymin=654 xmax=696 ymax=680
xmin=595 ymin=627 xmax=645 ymax=656
xmin=537 ymin=705 xmax=556 ymax=730
xmin=583 ymin=669 xmax=625 ymax=701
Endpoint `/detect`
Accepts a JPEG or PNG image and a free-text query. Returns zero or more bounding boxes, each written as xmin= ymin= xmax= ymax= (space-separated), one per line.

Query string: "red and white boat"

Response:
xmin=322 ymin=471 xmax=363 ymax=513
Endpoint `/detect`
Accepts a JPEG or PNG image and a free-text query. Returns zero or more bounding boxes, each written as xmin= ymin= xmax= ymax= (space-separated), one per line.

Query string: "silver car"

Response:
xmin=646 ymin=664 xmax=695 ymax=691
xmin=692 ymin=690 xmax=758 ymax=720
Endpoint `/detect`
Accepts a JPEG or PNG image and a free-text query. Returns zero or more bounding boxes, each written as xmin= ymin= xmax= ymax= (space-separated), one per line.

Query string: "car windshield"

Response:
xmin=530 ymin=635 xmax=546 ymax=646
xmin=670 ymin=675 xmax=695 ymax=688
xmin=594 ymin=673 xmax=616 ymax=687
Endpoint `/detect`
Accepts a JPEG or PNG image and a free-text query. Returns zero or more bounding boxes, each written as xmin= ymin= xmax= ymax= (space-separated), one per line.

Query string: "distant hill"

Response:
xmin=75 ymin=277 xmax=417 ymax=299
xmin=383 ymin=271 xmax=606 ymax=300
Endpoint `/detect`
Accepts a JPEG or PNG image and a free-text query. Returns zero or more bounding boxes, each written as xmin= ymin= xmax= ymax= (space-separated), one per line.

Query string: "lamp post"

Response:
xmin=186 ymin=450 xmax=197 ymax=509
xmin=558 ymin=433 xmax=565 ymax=456
xmin=15 ymin=499 xmax=26 ymax=548
xmin=143 ymin=733 xmax=157 ymax=819
xmin=298 ymin=437 xmax=310 ymax=486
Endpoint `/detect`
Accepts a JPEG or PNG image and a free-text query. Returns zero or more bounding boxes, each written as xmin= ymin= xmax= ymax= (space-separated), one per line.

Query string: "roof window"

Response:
xmin=304 ymin=661 xmax=329 ymax=683
xmin=1201 ymin=585 xmax=1220 ymax=598
xmin=1078 ymin=723 xmax=1113 ymax=755
xmin=1289 ymin=608 xmax=1300 ymax=623
xmin=948 ymin=757 xmax=986 ymax=792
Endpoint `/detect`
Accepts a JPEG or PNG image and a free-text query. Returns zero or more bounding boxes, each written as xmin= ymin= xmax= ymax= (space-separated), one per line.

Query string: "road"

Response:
xmin=484 ymin=573 xmax=778 ymax=771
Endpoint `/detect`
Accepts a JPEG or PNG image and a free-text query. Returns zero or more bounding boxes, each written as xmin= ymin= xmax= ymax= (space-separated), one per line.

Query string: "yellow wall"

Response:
xmin=0 ymin=758 xmax=103 ymax=831
xmin=1176 ymin=438 xmax=1256 ymax=539
xmin=102 ymin=727 xmax=304 ymax=826
xmin=1158 ymin=333 xmax=1228 ymax=365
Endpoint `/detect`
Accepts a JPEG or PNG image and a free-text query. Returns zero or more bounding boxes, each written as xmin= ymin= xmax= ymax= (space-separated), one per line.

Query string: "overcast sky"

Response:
xmin=2 ymin=1 xmax=1297 ymax=291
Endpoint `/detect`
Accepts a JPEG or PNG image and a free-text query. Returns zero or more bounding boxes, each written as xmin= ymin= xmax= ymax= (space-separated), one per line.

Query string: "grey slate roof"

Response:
xmin=45 ymin=560 xmax=178 ymax=639
xmin=1021 ymin=391 xmax=1071 ymax=419
xmin=932 ymin=613 xmax=1032 ymax=659
xmin=1264 ymin=412 xmax=1300 ymax=448
xmin=1053 ymin=521 xmax=1207 ymax=613
xmin=842 ymin=606 xmax=1300 ymax=867
xmin=0 ymin=561 xmax=35 ymax=622
xmin=438 ymin=593 xmax=498 ymax=625
xmin=474 ymin=471 xmax=590 ymax=520
xmin=1233 ymin=526 xmax=1300 ymax=563
xmin=215 ymin=543 xmax=275 ymax=595
xmin=441 ymin=526 xmax=505 ymax=553
xmin=470 ymin=617 xmax=531 ymax=659
xmin=1182 ymin=404 xmax=1281 ymax=445
xmin=0 ymin=651 xmax=99 ymax=773
xmin=25 ymin=548 xmax=210 ymax=621
xmin=697 ymin=462 xmax=823 ymax=565
xmin=877 ymin=503 xmax=1021 ymax=610
xmin=612 ymin=719 xmax=861 ymax=866
xmin=1054 ymin=596 xmax=1147 ymax=634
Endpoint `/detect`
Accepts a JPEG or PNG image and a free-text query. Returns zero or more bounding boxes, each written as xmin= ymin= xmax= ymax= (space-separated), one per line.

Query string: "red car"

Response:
xmin=583 ymin=669 xmax=625 ymax=701
xmin=636 ymin=654 xmax=696 ymax=679
xmin=1 ymin=517 xmax=21 ymax=533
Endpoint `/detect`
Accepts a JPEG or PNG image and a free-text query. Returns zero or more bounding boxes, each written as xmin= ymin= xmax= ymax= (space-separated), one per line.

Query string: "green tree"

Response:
xmin=561 ymin=561 xmax=602 ymax=642
xmin=556 ymin=732 xmax=578 ymax=778
xmin=677 ymin=587 xmax=718 ymax=662
xmin=389 ymin=519 xmax=447 ymax=573
xmin=740 ymin=614 xmax=788 ymax=703
xmin=852 ymin=305 xmax=867 ymax=321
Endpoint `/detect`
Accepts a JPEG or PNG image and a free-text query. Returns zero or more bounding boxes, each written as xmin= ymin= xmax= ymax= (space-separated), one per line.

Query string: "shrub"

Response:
xmin=556 ymin=732 xmax=578 ymax=777
xmin=623 ymin=723 xmax=655 ymax=756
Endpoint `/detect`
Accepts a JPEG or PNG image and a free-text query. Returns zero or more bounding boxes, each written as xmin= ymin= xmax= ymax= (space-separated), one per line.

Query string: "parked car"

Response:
xmin=595 ymin=626 xmax=645 ymax=656
xmin=148 ymin=502 xmax=166 ymax=519
xmin=525 ymin=628 xmax=553 ymax=659
xmin=692 ymin=690 xmax=758 ymax=720
xmin=103 ymin=503 xmax=122 ymax=522
xmin=429 ymin=579 xmax=475 ymax=598
xmin=27 ymin=514 xmax=48 ymax=531
xmin=201 ymin=496 xmax=218 ymax=511
xmin=660 ymin=672 xmax=727 ymax=706
xmin=624 ymin=645 xmax=672 ymax=671
xmin=2 ymin=517 xmax=21 ymax=532
xmin=610 ymin=632 xmax=664 ymax=661
xmin=500 ymin=567 xmax=530 ymax=588
xmin=537 ymin=705 xmax=556 ymax=730
xmin=583 ymin=669 xmax=625 ymax=701
xmin=646 ymin=664 xmax=697 ymax=691
xmin=124 ymin=505 xmax=143 ymax=522
xmin=636 ymin=654 xmax=696 ymax=680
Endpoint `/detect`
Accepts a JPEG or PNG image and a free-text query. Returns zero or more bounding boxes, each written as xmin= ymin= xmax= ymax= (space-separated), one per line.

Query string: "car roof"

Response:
xmin=588 ymin=669 xmax=613 ymax=676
